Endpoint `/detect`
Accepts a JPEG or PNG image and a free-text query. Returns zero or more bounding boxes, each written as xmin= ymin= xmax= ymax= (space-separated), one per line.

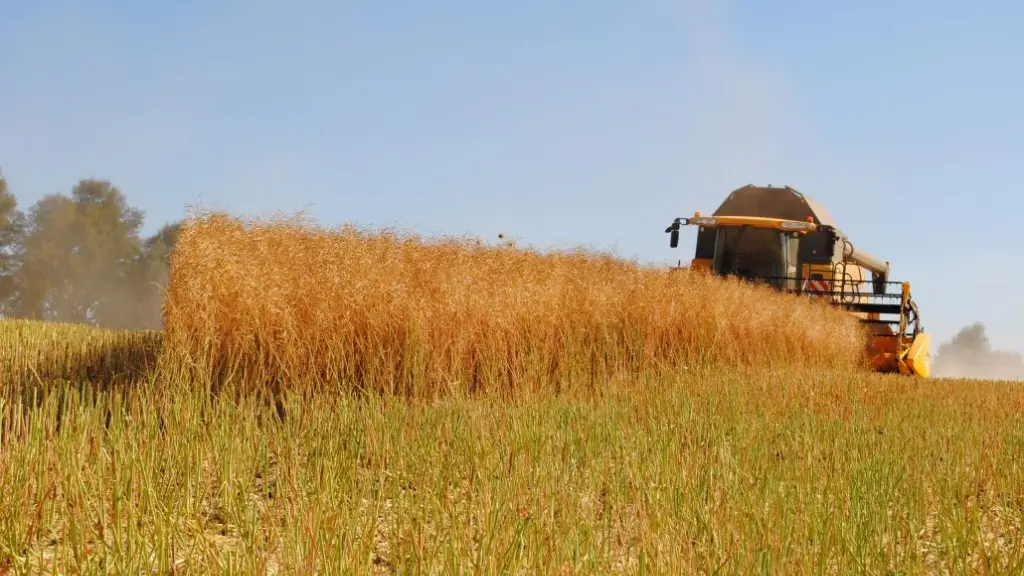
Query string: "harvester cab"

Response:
xmin=664 ymin=185 xmax=931 ymax=377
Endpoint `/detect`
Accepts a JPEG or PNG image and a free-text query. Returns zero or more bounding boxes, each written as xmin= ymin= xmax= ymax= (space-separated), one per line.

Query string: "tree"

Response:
xmin=0 ymin=173 xmax=183 ymax=329
xmin=12 ymin=193 xmax=76 ymax=320
xmin=933 ymin=322 xmax=1024 ymax=380
xmin=946 ymin=322 xmax=989 ymax=353
xmin=13 ymin=179 xmax=146 ymax=327
xmin=0 ymin=172 xmax=26 ymax=314
xmin=933 ymin=322 xmax=989 ymax=371
xmin=71 ymin=179 xmax=145 ymax=327
xmin=129 ymin=221 xmax=182 ymax=329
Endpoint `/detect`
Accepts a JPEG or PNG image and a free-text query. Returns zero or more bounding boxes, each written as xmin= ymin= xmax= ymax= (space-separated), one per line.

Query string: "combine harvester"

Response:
xmin=664 ymin=184 xmax=930 ymax=377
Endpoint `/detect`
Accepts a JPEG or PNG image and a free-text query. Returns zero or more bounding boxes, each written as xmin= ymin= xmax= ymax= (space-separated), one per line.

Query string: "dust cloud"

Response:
xmin=931 ymin=322 xmax=1024 ymax=382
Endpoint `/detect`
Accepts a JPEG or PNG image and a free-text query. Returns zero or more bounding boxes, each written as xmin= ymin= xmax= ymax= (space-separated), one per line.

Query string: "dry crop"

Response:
xmin=161 ymin=213 xmax=868 ymax=397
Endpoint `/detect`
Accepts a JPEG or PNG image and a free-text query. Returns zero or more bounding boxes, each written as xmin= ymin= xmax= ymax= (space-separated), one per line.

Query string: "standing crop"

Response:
xmin=161 ymin=213 xmax=867 ymax=396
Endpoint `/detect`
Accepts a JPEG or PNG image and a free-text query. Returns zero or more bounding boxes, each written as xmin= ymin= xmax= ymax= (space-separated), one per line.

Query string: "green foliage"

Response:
xmin=130 ymin=221 xmax=182 ymax=329
xmin=0 ymin=171 xmax=180 ymax=329
xmin=947 ymin=322 xmax=989 ymax=352
xmin=0 ymin=172 xmax=26 ymax=311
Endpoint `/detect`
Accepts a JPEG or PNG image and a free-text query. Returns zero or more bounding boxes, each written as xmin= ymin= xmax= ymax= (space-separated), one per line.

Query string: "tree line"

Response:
xmin=0 ymin=171 xmax=180 ymax=330
xmin=932 ymin=322 xmax=1024 ymax=380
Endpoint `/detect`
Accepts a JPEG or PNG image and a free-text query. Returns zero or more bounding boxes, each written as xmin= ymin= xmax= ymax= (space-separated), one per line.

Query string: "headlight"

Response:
xmin=688 ymin=216 xmax=718 ymax=226
xmin=780 ymin=221 xmax=814 ymax=231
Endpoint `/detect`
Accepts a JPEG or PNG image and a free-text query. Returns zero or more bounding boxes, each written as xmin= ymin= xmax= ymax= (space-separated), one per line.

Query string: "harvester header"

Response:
xmin=665 ymin=184 xmax=930 ymax=377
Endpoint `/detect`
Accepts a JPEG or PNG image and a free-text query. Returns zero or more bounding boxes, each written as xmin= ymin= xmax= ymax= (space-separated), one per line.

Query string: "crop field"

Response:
xmin=1 ymin=214 xmax=1023 ymax=574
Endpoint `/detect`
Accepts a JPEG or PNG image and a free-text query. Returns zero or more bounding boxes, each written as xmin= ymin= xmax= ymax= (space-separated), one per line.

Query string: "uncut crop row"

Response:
xmin=156 ymin=213 xmax=867 ymax=395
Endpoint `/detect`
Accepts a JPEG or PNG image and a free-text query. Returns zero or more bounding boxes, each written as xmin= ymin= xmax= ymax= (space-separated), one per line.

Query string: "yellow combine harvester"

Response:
xmin=664 ymin=184 xmax=930 ymax=377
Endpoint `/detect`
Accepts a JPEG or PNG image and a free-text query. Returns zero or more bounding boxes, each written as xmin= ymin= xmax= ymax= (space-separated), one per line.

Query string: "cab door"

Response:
xmin=781 ymin=232 xmax=800 ymax=291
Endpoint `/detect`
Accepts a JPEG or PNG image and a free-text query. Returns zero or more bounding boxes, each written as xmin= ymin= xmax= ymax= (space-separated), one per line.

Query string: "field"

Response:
xmin=1 ymin=213 xmax=1023 ymax=574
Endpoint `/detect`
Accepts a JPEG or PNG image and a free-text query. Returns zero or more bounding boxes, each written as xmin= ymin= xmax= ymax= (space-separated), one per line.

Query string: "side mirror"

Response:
xmin=665 ymin=219 xmax=682 ymax=248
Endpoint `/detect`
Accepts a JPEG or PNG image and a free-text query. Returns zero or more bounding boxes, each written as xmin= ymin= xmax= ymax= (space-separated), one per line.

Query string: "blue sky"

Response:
xmin=1 ymin=0 xmax=1021 ymax=352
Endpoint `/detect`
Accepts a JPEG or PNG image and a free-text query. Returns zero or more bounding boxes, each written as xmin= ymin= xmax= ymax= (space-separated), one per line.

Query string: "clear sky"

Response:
xmin=1 ymin=0 xmax=1021 ymax=352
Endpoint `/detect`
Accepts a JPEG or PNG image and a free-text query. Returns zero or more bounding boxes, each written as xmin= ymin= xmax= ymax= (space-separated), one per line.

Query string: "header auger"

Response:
xmin=665 ymin=184 xmax=931 ymax=377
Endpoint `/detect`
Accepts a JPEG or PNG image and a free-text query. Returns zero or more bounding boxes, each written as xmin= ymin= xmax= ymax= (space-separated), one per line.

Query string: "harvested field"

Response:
xmin=0 ymin=318 xmax=162 ymax=391
xmin=1 ymin=320 xmax=1024 ymax=573
xmin=161 ymin=213 xmax=867 ymax=396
